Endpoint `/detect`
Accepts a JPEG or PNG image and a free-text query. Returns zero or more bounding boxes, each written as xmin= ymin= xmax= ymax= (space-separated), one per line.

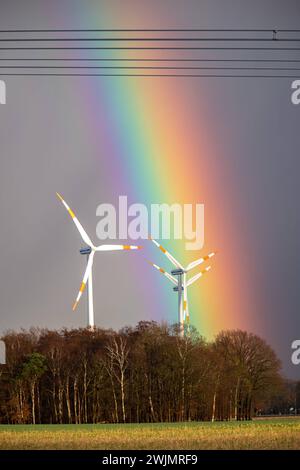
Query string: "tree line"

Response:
xmin=0 ymin=322 xmax=286 ymax=424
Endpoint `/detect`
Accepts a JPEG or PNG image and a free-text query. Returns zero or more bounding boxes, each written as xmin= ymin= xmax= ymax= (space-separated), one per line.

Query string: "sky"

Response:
xmin=0 ymin=0 xmax=300 ymax=378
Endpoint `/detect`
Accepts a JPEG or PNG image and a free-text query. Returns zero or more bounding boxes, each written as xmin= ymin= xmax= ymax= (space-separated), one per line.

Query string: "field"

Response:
xmin=0 ymin=418 xmax=299 ymax=450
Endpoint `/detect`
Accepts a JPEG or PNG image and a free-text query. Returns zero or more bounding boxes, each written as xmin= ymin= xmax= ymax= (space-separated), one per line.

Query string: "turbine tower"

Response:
xmin=148 ymin=237 xmax=216 ymax=335
xmin=57 ymin=193 xmax=141 ymax=330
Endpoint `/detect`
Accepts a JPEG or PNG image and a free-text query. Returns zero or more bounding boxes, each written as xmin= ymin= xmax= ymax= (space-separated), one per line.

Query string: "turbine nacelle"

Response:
xmin=80 ymin=246 xmax=92 ymax=255
xmin=171 ymin=268 xmax=186 ymax=276
xmin=173 ymin=286 xmax=183 ymax=292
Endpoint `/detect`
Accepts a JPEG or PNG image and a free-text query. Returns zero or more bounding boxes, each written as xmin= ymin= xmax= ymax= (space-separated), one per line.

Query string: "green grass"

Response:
xmin=0 ymin=418 xmax=300 ymax=450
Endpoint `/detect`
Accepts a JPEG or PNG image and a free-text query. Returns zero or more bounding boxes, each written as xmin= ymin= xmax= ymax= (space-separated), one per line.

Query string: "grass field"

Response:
xmin=0 ymin=418 xmax=299 ymax=450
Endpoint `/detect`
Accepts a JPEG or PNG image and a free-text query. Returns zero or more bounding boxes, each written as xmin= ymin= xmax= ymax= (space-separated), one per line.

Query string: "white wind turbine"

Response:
xmin=57 ymin=193 xmax=141 ymax=330
xmin=148 ymin=237 xmax=216 ymax=335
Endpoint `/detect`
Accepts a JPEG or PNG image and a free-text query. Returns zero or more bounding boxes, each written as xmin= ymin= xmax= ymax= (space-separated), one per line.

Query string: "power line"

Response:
xmin=1 ymin=46 xmax=300 ymax=51
xmin=0 ymin=29 xmax=287 ymax=33
xmin=0 ymin=37 xmax=299 ymax=42
xmin=0 ymin=65 xmax=300 ymax=70
xmin=0 ymin=58 xmax=300 ymax=62
xmin=273 ymin=30 xmax=300 ymax=33
xmin=0 ymin=29 xmax=299 ymax=75
xmin=0 ymin=28 xmax=299 ymax=33
xmin=0 ymin=73 xmax=299 ymax=78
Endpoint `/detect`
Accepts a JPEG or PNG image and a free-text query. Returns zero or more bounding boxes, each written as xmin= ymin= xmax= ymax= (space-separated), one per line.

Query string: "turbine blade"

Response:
xmin=148 ymin=236 xmax=184 ymax=270
xmin=148 ymin=261 xmax=177 ymax=285
xmin=186 ymin=252 xmax=216 ymax=272
xmin=95 ymin=244 xmax=142 ymax=251
xmin=56 ymin=193 xmax=94 ymax=248
xmin=185 ymin=297 xmax=190 ymax=324
xmin=183 ymin=282 xmax=188 ymax=323
xmin=72 ymin=251 xmax=95 ymax=311
xmin=186 ymin=266 xmax=211 ymax=288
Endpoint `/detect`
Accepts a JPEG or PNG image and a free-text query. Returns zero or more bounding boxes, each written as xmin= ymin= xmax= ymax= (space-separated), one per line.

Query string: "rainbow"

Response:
xmin=66 ymin=8 xmax=260 ymax=340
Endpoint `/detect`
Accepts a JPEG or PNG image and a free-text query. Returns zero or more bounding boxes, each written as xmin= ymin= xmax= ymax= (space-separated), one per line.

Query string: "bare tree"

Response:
xmin=214 ymin=330 xmax=282 ymax=420
xmin=106 ymin=336 xmax=129 ymax=423
xmin=21 ymin=353 xmax=47 ymax=424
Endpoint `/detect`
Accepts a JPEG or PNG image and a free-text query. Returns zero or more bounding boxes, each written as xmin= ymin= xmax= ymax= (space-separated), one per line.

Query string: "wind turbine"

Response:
xmin=57 ymin=193 xmax=141 ymax=330
xmin=148 ymin=237 xmax=216 ymax=335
